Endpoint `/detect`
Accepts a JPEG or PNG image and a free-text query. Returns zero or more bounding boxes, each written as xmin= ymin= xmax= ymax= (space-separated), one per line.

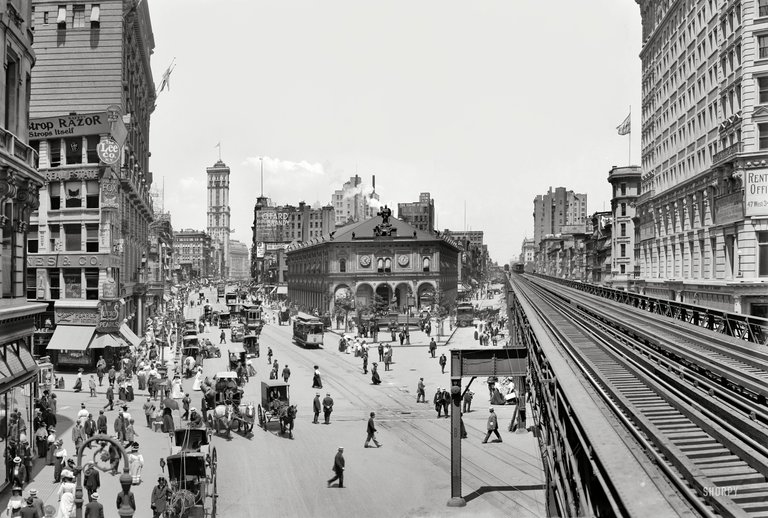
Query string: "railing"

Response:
xmin=712 ymin=141 xmax=741 ymax=165
xmin=637 ymin=189 xmax=655 ymax=205
xmin=0 ymin=126 xmax=39 ymax=170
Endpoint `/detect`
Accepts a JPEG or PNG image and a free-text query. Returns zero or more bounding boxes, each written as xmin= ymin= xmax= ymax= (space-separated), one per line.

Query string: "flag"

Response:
xmin=158 ymin=60 xmax=175 ymax=93
xmin=214 ymin=142 xmax=221 ymax=150
xmin=616 ymin=113 xmax=631 ymax=135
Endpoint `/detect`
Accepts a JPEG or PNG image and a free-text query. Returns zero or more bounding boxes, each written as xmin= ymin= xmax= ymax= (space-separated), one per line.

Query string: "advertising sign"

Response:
xmin=746 ymin=170 xmax=768 ymax=217
xmin=29 ymin=112 xmax=110 ymax=140
xmin=97 ymin=137 xmax=121 ymax=165
xmin=256 ymin=242 xmax=266 ymax=259
xmin=715 ymin=191 xmax=744 ymax=224
xmin=255 ymin=208 xmax=289 ymax=242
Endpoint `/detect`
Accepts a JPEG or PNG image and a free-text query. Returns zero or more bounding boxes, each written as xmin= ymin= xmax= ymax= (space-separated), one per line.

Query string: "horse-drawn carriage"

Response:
xmin=205 ymin=372 xmax=256 ymax=437
xmin=243 ymin=334 xmax=259 ymax=357
xmin=165 ymin=449 xmax=217 ymax=518
xmin=228 ymin=350 xmax=247 ymax=373
xmin=257 ymin=380 xmax=297 ymax=438
xmin=201 ymin=338 xmax=221 ymax=359
xmin=182 ymin=338 xmax=202 ymax=378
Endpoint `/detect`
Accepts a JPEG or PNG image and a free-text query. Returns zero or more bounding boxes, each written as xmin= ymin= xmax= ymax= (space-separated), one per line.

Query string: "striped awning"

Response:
xmin=45 ymin=325 xmax=96 ymax=351
xmin=119 ymin=324 xmax=142 ymax=348
xmin=90 ymin=333 xmax=129 ymax=349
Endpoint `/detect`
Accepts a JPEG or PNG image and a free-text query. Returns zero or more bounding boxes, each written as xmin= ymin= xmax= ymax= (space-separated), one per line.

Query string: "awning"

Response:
xmin=119 ymin=324 xmax=142 ymax=348
xmin=45 ymin=325 xmax=96 ymax=351
xmin=90 ymin=333 xmax=129 ymax=349
xmin=277 ymin=286 xmax=288 ymax=295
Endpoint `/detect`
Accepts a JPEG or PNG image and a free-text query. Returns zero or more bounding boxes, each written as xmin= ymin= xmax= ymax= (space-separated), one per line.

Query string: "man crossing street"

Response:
xmin=322 ymin=393 xmax=334 ymax=424
xmin=312 ymin=393 xmax=321 ymax=424
xmin=364 ymin=412 xmax=382 ymax=448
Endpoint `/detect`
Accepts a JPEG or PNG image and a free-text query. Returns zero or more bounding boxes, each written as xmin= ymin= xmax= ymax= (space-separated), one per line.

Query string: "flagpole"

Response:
xmin=628 ymin=105 xmax=632 ymax=166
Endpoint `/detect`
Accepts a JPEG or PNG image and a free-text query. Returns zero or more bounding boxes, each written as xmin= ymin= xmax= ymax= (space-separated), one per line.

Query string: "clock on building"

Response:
xmin=397 ymin=254 xmax=409 ymax=267
xmin=359 ymin=255 xmax=371 ymax=267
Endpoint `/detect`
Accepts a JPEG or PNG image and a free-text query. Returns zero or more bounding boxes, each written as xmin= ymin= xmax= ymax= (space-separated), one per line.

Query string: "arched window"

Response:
xmin=339 ymin=258 xmax=346 ymax=273
xmin=377 ymin=258 xmax=384 ymax=272
xmin=423 ymin=257 xmax=431 ymax=272
xmin=384 ymin=258 xmax=392 ymax=272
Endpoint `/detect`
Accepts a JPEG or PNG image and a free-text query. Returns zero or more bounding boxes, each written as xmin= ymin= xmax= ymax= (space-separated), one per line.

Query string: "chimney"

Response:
xmin=372 ymin=174 xmax=376 ymax=193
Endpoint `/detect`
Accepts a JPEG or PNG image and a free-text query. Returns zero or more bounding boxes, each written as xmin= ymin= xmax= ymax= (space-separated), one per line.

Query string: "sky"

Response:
xmin=146 ymin=0 xmax=643 ymax=264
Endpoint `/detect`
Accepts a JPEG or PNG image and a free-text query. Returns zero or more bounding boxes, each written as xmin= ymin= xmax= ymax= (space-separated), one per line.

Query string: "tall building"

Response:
xmin=28 ymin=0 xmax=156 ymax=367
xmin=228 ymin=240 xmax=250 ymax=281
xmin=398 ymin=192 xmax=435 ymax=232
xmin=147 ymin=212 xmax=174 ymax=313
xmin=634 ymin=0 xmax=768 ymax=317
xmin=251 ymin=198 xmax=335 ymax=284
xmin=533 ymin=187 xmax=588 ymax=246
xmin=608 ymin=166 xmax=641 ymax=289
xmin=331 ymin=175 xmax=380 ymax=227
xmin=520 ymin=238 xmax=535 ymax=265
xmin=0 ymin=0 xmax=48 ymax=488
xmin=207 ymin=160 xmax=230 ymax=278
xmin=174 ymin=229 xmax=212 ymax=280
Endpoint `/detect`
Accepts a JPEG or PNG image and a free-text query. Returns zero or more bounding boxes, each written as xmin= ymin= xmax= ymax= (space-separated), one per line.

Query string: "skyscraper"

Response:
xmin=207 ymin=160 xmax=231 ymax=278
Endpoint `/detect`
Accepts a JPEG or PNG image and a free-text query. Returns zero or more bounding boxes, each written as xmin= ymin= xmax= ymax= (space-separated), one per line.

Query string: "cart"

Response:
xmin=257 ymin=380 xmax=296 ymax=437
xmin=230 ymin=323 xmax=244 ymax=342
xmin=202 ymin=338 xmax=221 ymax=359
xmin=166 ymin=450 xmax=217 ymax=518
xmin=206 ymin=372 xmax=255 ymax=436
xmin=243 ymin=334 xmax=259 ymax=357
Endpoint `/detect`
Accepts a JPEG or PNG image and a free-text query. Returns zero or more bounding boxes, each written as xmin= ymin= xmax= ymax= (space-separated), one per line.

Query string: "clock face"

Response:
xmin=397 ymin=254 xmax=409 ymax=267
xmin=359 ymin=255 xmax=371 ymax=267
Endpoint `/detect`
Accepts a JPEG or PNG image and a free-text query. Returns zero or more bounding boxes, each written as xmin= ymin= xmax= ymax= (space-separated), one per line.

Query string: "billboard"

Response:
xmin=254 ymin=208 xmax=289 ymax=243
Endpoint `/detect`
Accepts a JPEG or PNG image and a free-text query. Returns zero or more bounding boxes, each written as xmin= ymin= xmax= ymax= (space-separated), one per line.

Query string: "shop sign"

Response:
xmin=266 ymin=243 xmax=287 ymax=251
xmin=55 ymin=309 xmax=99 ymax=326
xmin=97 ymin=300 xmax=121 ymax=332
xmin=27 ymin=253 xmax=119 ymax=268
xmin=97 ymin=137 xmax=121 ymax=165
xmin=746 ymin=170 xmax=768 ymax=217
xmin=101 ymin=177 xmax=119 ymax=208
xmin=45 ymin=168 xmax=100 ymax=181
xmin=29 ymin=112 xmax=110 ymax=140
xmin=715 ymin=191 xmax=744 ymax=224
xmin=256 ymin=242 xmax=266 ymax=259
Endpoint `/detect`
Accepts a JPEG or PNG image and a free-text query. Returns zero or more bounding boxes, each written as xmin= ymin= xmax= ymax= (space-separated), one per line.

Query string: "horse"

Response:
xmin=211 ymin=404 xmax=233 ymax=437
xmin=278 ymin=405 xmax=297 ymax=438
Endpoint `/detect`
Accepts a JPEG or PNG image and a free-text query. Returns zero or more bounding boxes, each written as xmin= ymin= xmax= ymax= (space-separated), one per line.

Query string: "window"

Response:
xmin=620 ymin=244 xmax=626 ymax=257
xmin=27 ymin=225 xmax=38 ymax=253
xmin=65 ymin=137 xmax=81 ymax=164
xmin=86 ymin=136 xmax=99 ymax=163
xmin=64 ymin=224 xmax=81 ymax=251
xmin=384 ymin=258 xmax=392 ymax=273
xmin=49 ymin=268 xmax=60 ymax=299
xmin=86 ymin=224 xmax=98 ymax=252
xmin=621 ymin=203 xmax=627 ymax=216
xmin=620 ymin=264 xmax=626 ymax=274
xmin=63 ymin=269 xmax=81 ymax=298
xmin=759 ymin=232 xmax=768 ymax=277
xmin=339 ymin=258 xmax=346 ymax=273
xmin=72 ymin=4 xmax=84 ymax=27
xmin=620 ymin=223 xmax=627 ymax=237
xmin=377 ymin=258 xmax=384 ymax=273
xmin=4 ymin=51 xmax=19 ymax=134
xmin=64 ymin=181 xmax=82 ymax=208
xmin=423 ymin=257 xmax=431 ymax=272
xmin=760 ymin=35 xmax=768 ymax=59
xmin=85 ymin=180 xmax=99 ymax=208
xmin=49 ymin=226 xmax=60 ymax=251
xmin=620 ymin=183 xmax=627 ymax=196
xmin=85 ymin=268 xmax=98 ymax=300
xmin=761 ymin=0 xmax=768 ymax=18
xmin=760 ymin=123 xmax=768 ymax=150
xmin=26 ymin=269 xmax=36 ymax=300
xmin=43 ymin=11 xmax=48 ymax=24
xmin=48 ymin=139 xmax=62 ymax=168
xmin=56 ymin=5 xmax=66 ymax=27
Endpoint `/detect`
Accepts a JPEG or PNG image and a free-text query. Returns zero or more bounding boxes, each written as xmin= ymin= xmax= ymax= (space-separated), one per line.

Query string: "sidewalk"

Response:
xmin=325 ymin=323 xmax=457 ymax=348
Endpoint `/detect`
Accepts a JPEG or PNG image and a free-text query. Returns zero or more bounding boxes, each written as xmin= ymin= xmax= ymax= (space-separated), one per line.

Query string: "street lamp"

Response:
xmin=74 ymin=435 xmax=135 ymax=518
xmin=406 ymin=295 xmax=415 ymax=345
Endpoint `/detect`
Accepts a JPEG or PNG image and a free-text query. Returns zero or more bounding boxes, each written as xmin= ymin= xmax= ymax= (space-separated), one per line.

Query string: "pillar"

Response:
xmin=447 ymin=353 xmax=465 ymax=507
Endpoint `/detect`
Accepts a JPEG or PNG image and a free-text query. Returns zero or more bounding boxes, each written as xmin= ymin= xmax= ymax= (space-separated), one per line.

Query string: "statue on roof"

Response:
xmin=378 ymin=205 xmax=392 ymax=226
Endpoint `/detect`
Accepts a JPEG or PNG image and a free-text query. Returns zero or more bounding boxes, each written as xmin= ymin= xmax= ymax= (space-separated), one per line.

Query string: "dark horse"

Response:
xmin=279 ymin=405 xmax=297 ymax=438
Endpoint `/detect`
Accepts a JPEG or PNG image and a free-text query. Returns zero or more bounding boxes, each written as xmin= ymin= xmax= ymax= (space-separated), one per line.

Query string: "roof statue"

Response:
xmin=374 ymin=205 xmax=394 ymax=237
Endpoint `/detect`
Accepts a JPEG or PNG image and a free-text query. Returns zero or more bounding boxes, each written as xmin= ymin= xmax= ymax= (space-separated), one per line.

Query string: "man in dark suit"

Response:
xmin=84 ymin=464 xmax=100 ymax=501
xmin=84 ymin=492 xmax=104 ymax=518
xmin=312 ymin=393 xmax=321 ymax=424
xmin=19 ymin=496 xmax=39 ymax=518
xmin=322 ymin=393 xmax=334 ymax=424
xmin=364 ymin=412 xmax=381 ymax=448
xmin=327 ymin=447 xmax=345 ymax=488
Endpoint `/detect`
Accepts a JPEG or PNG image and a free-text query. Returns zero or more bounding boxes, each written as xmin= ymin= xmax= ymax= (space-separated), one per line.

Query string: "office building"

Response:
xmin=174 ymin=229 xmax=213 ymax=280
xmin=331 ymin=175 xmax=380 ymax=227
xmin=398 ymin=192 xmax=435 ymax=232
xmin=207 ymin=159 xmax=230 ymax=278
xmin=228 ymin=239 xmax=250 ymax=281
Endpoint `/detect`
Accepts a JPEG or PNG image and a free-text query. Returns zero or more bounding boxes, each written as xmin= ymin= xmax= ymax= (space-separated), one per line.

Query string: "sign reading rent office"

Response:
xmin=746 ymin=170 xmax=768 ymax=217
xmin=29 ymin=112 xmax=110 ymax=140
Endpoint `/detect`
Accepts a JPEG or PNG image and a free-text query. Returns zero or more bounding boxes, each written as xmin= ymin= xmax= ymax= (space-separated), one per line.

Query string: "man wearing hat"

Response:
xmin=312 ymin=393 xmax=321 ymax=424
xmin=18 ymin=495 xmax=38 ymax=518
xmin=83 ymin=491 xmax=104 ymax=518
xmin=482 ymin=407 xmax=502 ymax=444
xmin=11 ymin=455 xmax=26 ymax=487
xmin=151 ymin=477 xmax=171 ymax=517
xmin=84 ymin=463 xmax=100 ymax=501
xmin=433 ymin=387 xmax=444 ymax=417
xmin=189 ymin=408 xmax=203 ymax=428
xmin=327 ymin=447 xmax=345 ymax=488
xmin=27 ymin=489 xmax=44 ymax=517
xmin=321 ymin=393 xmax=334 ymax=425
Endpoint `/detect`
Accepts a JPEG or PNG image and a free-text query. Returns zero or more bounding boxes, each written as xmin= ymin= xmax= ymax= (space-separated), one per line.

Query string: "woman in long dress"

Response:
xmin=54 ymin=491 xmax=74 ymax=518
xmin=171 ymin=377 xmax=183 ymax=399
xmin=192 ymin=369 xmax=202 ymax=391
xmin=128 ymin=444 xmax=144 ymax=485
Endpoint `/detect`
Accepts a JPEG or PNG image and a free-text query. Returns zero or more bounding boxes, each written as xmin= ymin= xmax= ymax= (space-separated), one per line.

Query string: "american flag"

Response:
xmin=616 ymin=113 xmax=631 ymax=135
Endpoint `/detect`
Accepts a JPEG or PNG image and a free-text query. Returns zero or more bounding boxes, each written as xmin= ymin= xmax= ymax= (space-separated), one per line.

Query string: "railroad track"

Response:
xmin=515 ymin=276 xmax=768 ymax=517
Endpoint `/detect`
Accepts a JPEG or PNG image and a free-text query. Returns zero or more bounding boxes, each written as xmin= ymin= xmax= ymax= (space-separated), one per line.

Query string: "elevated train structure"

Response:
xmin=508 ymin=272 xmax=768 ymax=517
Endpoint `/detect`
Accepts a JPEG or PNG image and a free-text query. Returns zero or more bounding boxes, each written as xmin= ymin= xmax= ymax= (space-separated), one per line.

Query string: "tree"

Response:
xmin=334 ymin=292 xmax=355 ymax=330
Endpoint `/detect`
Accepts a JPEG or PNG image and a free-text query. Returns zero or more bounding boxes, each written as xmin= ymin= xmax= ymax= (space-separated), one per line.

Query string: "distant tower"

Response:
xmin=207 ymin=160 xmax=231 ymax=278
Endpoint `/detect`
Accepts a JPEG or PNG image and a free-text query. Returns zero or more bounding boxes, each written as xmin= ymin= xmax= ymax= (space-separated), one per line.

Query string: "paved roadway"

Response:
xmin=188 ymin=288 xmax=546 ymax=518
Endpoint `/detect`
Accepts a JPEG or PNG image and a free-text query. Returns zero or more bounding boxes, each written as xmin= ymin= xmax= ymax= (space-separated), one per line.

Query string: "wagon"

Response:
xmin=257 ymin=380 xmax=297 ymax=437
xmin=205 ymin=372 xmax=256 ymax=436
xmin=243 ymin=334 xmax=259 ymax=357
xmin=166 ymin=450 xmax=217 ymax=518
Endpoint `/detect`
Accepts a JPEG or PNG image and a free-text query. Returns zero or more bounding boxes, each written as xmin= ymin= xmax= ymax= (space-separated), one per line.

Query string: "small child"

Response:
xmin=88 ymin=375 xmax=97 ymax=397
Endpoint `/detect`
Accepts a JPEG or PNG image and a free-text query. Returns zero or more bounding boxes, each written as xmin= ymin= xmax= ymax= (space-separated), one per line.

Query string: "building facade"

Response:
xmin=585 ymin=211 xmax=613 ymax=284
xmin=330 ymin=175 xmax=380 ymax=227
xmin=206 ymin=159 xmax=230 ymax=279
xmin=251 ymin=198 xmax=335 ymax=284
xmin=635 ymin=0 xmax=768 ymax=317
xmin=0 ymin=0 xmax=48 ymax=491
xmin=533 ymin=187 xmax=588 ymax=246
xmin=147 ymin=212 xmax=173 ymax=315
xmin=27 ymin=0 xmax=156 ymax=366
xmin=608 ymin=166 xmax=641 ymax=290
xmin=520 ymin=238 xmax=535 ymax=265
xmin=397 ymin=192 xmax=435 ymax=232
xmin=286 ymin=215 xmax=460 ymax=315
xmin=174 ymin=229 xmax=212 ymax=280
xmin=228 ymin=239 xmax=250 ymax=281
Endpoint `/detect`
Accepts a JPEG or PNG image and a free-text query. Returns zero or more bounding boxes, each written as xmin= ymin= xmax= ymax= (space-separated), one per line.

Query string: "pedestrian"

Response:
xmin=390 ymin=326 xmax=396 ymax=342
xmin=143 ymin=398 xmax=155 ymax=428
xmin=125 ymin=419 xmax=137 ymax=446
xmin=182 ymin=393 xmax=191 ymax=420
xmin=371 ymin=363 xmax=381 ymax=385
xmin=441 ymin=388 xmax=451 ymax=418
xmin=482 ymin=408 xmax=502 ymax=443
xmin=73 ymin=369 xmax=83 ymax=392
xmin=151 ymin=477 xmax=171 ymax=518
xmin=364 ymin=412 xmax=382 ymax=448
xmin=378 ymin=343 xmax=384 ymax=362
xmin=96 ymin=410 xmax=107 ymax=436
xmin=312 ymin=393 xmax=321 ymax=424
xmin=384 ymin=348 xmax=392 ymax=371
xmin=34 ymin=424 xmax=47 ymax=461
xmin=114 ymin=412 xmax=125 ymax=443
xmin=429 ymin=338 xmax=437 ymax=358
xmin=71 ymin=421 xmax=86 ymax=452
xmin=486 ymin=376 xmax=497 ymax=400
xmin=104 ymin=384 xmax=114 ymax=411
xmin=438 ymin=353 xmax=448 ymax=374
xmin=83 ymin=414 xmax=96 ymax=447
xmin=267 ymin=347 xmax=273 ymax=365
xmin=362 ymin=350 xmax=368 ymax=375
xmin=220 ymin=329 xmax=226 ymax=344
xmin=322 ymin=393 xmax=334 ymax=424
xmin=327 ymin=447 xmax=345 ymax=488
xmin=462 ymin=390 xmax=474 ymax=413
xmin=52 ymin=440 xmax=66 ymax=482
xmin=399 ymin=330 xmax=405 ymax=345
xmin=416 ymin=378 xmax=426 ymax=403
xmin=26 ymin=490 xmax=43 ymax=518
xmin=128 ymin=444 xmax=144 ymax=485
xmin=107 ymin=367 xmax=116 ymax=387
xmin=83 ymin=464 xmax=100 ymax=502
xmin=11 ymin=456 xmax=26 ymax=488
xmin=6 ymin=486 xmax=22 ymax=517
xmin=433 ymin=388 xmax=443 ymax=418
xmin=77 ymin=403 xmax=89 ymax=424
xmin=18 ymin=495 xmax=37 ymax=518
xmin=88 ymin=375 xmax=97 ymax=397
xmin=282 ymin=365 xmax=291 ymax=383
xmin=312 ymin=366 xmax=323 ymax=389
xmin=83 ymin=492 xmax=103 ymax=518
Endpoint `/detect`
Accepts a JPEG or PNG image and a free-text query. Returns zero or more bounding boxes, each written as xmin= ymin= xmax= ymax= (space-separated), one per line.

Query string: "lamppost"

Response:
xmin=74 ymin=435 xmax=135 ymax=518
xmin=406 ymin=295 xmax=415 ymax=345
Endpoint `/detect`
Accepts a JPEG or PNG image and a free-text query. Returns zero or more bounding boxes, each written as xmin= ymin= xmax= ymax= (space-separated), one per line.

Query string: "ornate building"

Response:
xmin=286 ymin=213 xmax=460 ymax=315
xmin=174 ymin=229 xmax=212 ymax=280
xmin=634 ymin=0 xmax=768 ymax=317
xmin=207 ymin=159 xmax=230 ymax=278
